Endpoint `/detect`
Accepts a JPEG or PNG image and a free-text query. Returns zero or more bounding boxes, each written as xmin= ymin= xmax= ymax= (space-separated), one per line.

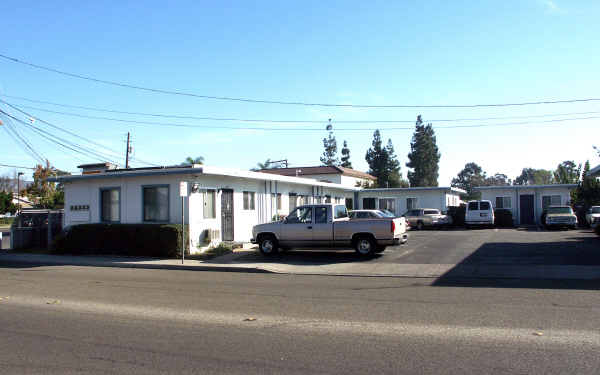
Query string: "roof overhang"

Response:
xmin=474 ymin=184 xmax=578 ymax=191
xmin=360 ymin=186 xmax=467 ymax=194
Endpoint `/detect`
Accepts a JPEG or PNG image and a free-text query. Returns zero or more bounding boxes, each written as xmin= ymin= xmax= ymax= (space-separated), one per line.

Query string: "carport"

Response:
xmin=474 ymin=184 xmax=577 ymax=226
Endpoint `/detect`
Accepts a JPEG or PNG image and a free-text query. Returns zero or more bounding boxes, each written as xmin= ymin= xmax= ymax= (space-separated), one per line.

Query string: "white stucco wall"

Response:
xmin=356 ymin=189 xmax=461 ymax=215
xmin=63 ymin=172 xmax=354 ymax=252
xmin=477 ymin=186 xmax=575 ymax=225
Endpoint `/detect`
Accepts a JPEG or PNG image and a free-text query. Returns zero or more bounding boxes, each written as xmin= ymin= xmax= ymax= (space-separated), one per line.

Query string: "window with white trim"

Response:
xmin=143 ymin=186 xmax=169 ymax=222
xmin=203 ymin=189 xmax=216 ymax=219
xmin=379 ymin=198 xmax=395 ymax=213
xmin=495 ymin=196 xmax=512 ymax=209
xmin=100 ymin=188 xmax=120 ymax=222
xmin=542 ymin=195 xmax=561 ymax=209
xmin=243 ymin=191 xmax=255 ymax=210
xmin=406 ymin=197 xmax=417 ymax=210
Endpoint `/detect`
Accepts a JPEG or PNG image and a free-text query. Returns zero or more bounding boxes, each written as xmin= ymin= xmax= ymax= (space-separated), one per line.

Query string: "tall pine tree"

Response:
xmin=365 ymin=130 xmax=407 ymax=188
xmin=384 ymin=139 xmax=408 ymax=187
xmin=320 ymin=130 xmax=339 ymax=166
xmin=340 ymin=140 xmax=352 ymax=168
xmin=406 ymin=115 xmax=440 ymax=187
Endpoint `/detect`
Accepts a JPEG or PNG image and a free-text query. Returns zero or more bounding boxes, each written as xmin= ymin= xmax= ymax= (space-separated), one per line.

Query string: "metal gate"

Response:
xmin=221 ymin=189 xmax=234 ymax=241
xmin=519 ymin=195 xmax=535 ymax=225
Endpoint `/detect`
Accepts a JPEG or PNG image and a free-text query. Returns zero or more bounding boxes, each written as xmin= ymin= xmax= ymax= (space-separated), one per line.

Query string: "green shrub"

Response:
xmin=494 ymin=209 xmax=514 ymax=227
xmin=595 ymin=225 xmax=600 ymax=236
xmin=52 ymin=224 xmax=189 ymax=258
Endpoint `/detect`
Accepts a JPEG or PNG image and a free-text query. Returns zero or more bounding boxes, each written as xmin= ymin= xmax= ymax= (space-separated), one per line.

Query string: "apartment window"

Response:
xmin=143 ymin=185 xmax=169 ymax=222
xmin=203 ymin=189 xmax=216 ymax=219
xmin=379 ymin=198 xmax=395 ymax=213
xmin=289 ymin=193 xmax=297 ymax=212
xmin=345 ymin=198 xmax=353 ymax=210
xmin=495 ymin=196 xmax=512 ymax=209
xmin=324 ymin=195 xmax=331 ymax=203
xmin=271 ymin=193 xmax=282 ymax=210
xmin=363 ymin=198 xmax=376 ymax=209
xmin=100 ymin=188 xmax=120 ymax=222
xmin=243 ymin=191 xmax=255 ymax=210
xmin=406 ymin=197 xmax=417 ymax=210
xmin=542 ymin=195 xmax=561 ymax=209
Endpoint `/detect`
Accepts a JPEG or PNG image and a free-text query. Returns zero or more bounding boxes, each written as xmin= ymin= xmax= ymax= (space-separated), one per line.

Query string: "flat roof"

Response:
xmin=50 ymin=165 xmax=360 ymax=191
xmin=474 ymin=184 xmax=577 ymax=190
xmin=360 ymin=186 xmax=467 ymax=194
xmin=588 ymin=164 xmax=600 ymax=176
xmin=259 ymin=166 xmax=376 ymax=180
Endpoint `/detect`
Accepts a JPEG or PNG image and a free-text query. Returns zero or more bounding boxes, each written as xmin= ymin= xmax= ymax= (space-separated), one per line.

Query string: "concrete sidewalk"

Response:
xmin=2 ymin=251 xmax=600 ymax=280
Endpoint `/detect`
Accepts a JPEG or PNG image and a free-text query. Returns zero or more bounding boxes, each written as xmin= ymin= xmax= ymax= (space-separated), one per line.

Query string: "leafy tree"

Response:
xmin=340 ymin=140 xmax=352 ymax=168
xmin=365 ymin=130 xmax=408 ymax=188
xmin=485 ymin=173 xmax=511 ymax=186
xmin=320 ymin=130 xmax=339 ymax=166
xmin=365 ymin=130 xmax=388 ymax=188
xmin=25 ymin=161 xmax=70 ymax=209
xmin=180 ymin=156 xmax=204 ymax=166
xmin=553 ymin=160 xmax=581 ymax=184
xmin=384 ymin=139 xmax=408 ymax=188
xmin=0 ymin=191 xmax=17 ymax=214
xmin=572 ymin=160 xmax=600 ymax=208
xmin=451 ymin=162 xmax=487 ymax=200
xmin=514 ymin=168 xmax=554 ymax=185
xmin=406 ymin=115 xmax=440 ymax=187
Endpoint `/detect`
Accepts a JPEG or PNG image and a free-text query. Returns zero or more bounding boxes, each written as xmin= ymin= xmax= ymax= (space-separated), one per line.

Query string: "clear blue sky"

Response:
xmin=1 ymin=0 xmax=599 ymax=185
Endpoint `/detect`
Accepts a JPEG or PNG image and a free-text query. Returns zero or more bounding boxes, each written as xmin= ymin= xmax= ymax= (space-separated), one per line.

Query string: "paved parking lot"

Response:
xmin=233 ymin=228 xmax=599 ymax=267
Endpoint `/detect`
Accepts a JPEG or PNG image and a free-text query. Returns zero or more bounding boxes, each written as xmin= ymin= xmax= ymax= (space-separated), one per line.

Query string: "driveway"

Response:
xmin=218 ymin=228 xmax=600 ymax=279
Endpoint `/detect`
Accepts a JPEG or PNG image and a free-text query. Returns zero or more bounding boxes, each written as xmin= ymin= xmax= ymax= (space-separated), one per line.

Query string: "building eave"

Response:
xmin=474 ymin=184 xmax=578 ymax=190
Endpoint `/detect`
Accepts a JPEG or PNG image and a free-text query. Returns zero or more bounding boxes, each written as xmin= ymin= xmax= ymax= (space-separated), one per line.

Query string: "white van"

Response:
xmin=465 ymin=200 xmax=494 ymax=227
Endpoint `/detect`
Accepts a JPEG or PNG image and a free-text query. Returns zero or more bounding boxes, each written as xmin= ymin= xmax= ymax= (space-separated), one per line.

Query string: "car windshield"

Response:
xmin=593 ymin=207 xmax=600 ymax=214
xmin=424 ymin=210 xmax=439 ymax=215
xmin=547 ymin=207 xmax=573 ymax=215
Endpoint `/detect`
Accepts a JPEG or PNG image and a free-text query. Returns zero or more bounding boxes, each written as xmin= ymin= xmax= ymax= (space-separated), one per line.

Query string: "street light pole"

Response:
xmin=17 ymin=172 xmax=24 ymax=216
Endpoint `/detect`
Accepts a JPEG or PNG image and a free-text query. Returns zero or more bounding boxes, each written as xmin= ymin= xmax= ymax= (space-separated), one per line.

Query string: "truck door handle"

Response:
xmin=307 ymin=226 xmax=313 ymax=229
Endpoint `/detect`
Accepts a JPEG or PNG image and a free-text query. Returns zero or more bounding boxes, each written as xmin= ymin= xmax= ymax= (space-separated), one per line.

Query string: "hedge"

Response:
xmin=494 ymin=209 xmax=514 ymax=227
xmin=595 ymin=225 xmax=600 ymax=236
xmin=52 ymin=223 xmax=189 ymax=257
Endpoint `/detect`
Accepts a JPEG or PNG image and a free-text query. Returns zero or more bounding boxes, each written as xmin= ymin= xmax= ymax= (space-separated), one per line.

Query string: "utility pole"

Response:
xmin=17 ymin=172 xmax=24 ymax=215
xmin=125 ymin=132 xmax=131 ymax=169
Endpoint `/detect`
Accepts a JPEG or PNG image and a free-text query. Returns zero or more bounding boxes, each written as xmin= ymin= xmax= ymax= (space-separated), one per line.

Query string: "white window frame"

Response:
xmin=203 ymin=189 xmax=216 ymax=219
xmin=542 ymin=195 xmax=561 ymax=209
xmin=495 ymin=196 xmax=512 ymax=209
xmin=406 ymin=197 xmax=418 ymax=210
xmin=378 ymin=198 xmax=396 ymax=214
xmin=243 ymin=191 xmax=255 ymax=210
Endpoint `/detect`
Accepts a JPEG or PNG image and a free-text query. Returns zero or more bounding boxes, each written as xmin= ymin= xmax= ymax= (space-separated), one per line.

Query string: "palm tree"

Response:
xmin=181 ymin=156 xmax=204 ymax=166
xmin=251 ymin=159 xmax=272 ymax=171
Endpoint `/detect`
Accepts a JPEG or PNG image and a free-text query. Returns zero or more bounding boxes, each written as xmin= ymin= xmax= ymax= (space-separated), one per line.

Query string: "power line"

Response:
xmin=0 ymin=163 xmax=36 ymax=170
xmin=1 ymin=116 xmax=46 ymax=164
xmin=1 ymin=101 xmax=160 ymax=167
xmin=5 ymin=102 xmax=599 ymax=131
xmin=1 ymin=53 xmax=599 ymax=108
xmin=4 ymin=94 xmax=600 ymax=124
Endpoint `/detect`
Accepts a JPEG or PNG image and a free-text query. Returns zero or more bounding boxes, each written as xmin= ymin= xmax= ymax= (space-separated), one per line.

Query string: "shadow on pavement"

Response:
xmin=433 ymin=233 xmax=600 ymax=290
xmin=226 ymin=249 xmax=382 ymax=266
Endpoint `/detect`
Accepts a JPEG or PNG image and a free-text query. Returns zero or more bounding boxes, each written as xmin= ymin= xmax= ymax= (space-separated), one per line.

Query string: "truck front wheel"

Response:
xmin=258 ymin=235 xmax=279 ymax=256
xmin=355 ymin=236 xmax=376 ymax=256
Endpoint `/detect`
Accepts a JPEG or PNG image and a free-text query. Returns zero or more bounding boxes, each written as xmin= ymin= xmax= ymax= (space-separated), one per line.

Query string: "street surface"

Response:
xmin=1 ymin=265 xmax=599 ymax=374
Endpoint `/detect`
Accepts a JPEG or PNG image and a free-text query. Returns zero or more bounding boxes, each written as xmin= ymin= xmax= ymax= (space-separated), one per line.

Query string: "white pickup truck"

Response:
xmin=251 ymin=204 xmax=408 ymax=256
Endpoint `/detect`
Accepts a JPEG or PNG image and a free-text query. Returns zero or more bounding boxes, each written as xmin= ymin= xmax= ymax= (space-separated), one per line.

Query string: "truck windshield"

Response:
xmin=593 ymin=207 xmax=600 ymax=214
xmin=547 ymin=207 xmax=573 ymax=215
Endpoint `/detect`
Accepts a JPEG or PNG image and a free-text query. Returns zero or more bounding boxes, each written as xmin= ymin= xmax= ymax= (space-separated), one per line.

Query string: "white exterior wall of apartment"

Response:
xmin=356 ymin=190 xmax=461 ymax=216
xmin=340 ymin=175 xmax=371 ymax=188
xmin=297 ymin=174 xmax=342 ymax=184
xmin=63 ymin=173 xmax=354 ymax=253
xmin=477 ymin=186 xmax=575 ymax=225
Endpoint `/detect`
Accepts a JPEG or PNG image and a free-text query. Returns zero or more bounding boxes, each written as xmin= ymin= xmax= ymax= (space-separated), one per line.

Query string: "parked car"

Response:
xmin=543 ymin=206 xmax=578 ymax=229
xmin=465 ymin=200 xmax=494 ymax=227
xmin=585 ymin=206 xmax=600 ymax=228
xmin=402 ymin=208 xmax=452 ymax=230
xmin=349 ymin=209 xmax=393 ymax=219
xmin=252 ymin=204 xmax=408 ymax=256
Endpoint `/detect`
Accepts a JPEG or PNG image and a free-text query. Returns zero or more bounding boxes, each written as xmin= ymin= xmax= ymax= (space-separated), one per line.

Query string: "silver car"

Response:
xmin=402 ymin=208 xmax=453 ymax=230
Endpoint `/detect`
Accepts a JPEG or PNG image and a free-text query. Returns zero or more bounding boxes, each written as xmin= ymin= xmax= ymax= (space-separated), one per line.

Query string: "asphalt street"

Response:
xmin=1 ymin=265 xmax=599 ymax=374
xmin=233 ymin=228 xmax=600 ymax=266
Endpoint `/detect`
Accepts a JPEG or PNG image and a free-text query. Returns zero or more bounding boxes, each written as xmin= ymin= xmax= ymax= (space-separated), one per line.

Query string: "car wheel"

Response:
xmin=258 ymin=235 xmax=279 ymax=256
xmin=355 ymin=236 xmax=376 ymax=256
xmin=416 ymin=221 xmax=424 ymax=230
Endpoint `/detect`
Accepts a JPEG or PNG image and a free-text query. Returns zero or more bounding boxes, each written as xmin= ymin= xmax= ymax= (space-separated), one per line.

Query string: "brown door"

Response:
xmin=221 ymin=189 xmax=234 ymax=241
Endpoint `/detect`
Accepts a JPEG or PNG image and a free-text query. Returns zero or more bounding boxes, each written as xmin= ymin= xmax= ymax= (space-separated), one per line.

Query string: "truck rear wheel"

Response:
xmin=258 ymin=235 xmax=279 ymax=256
xmin=355 ymin=236 xmax=376 ymax=256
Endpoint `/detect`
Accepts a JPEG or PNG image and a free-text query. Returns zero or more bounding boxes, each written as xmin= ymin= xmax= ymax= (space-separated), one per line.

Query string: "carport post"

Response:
xmin=47 ymin=211 xmax=52 ymax=251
